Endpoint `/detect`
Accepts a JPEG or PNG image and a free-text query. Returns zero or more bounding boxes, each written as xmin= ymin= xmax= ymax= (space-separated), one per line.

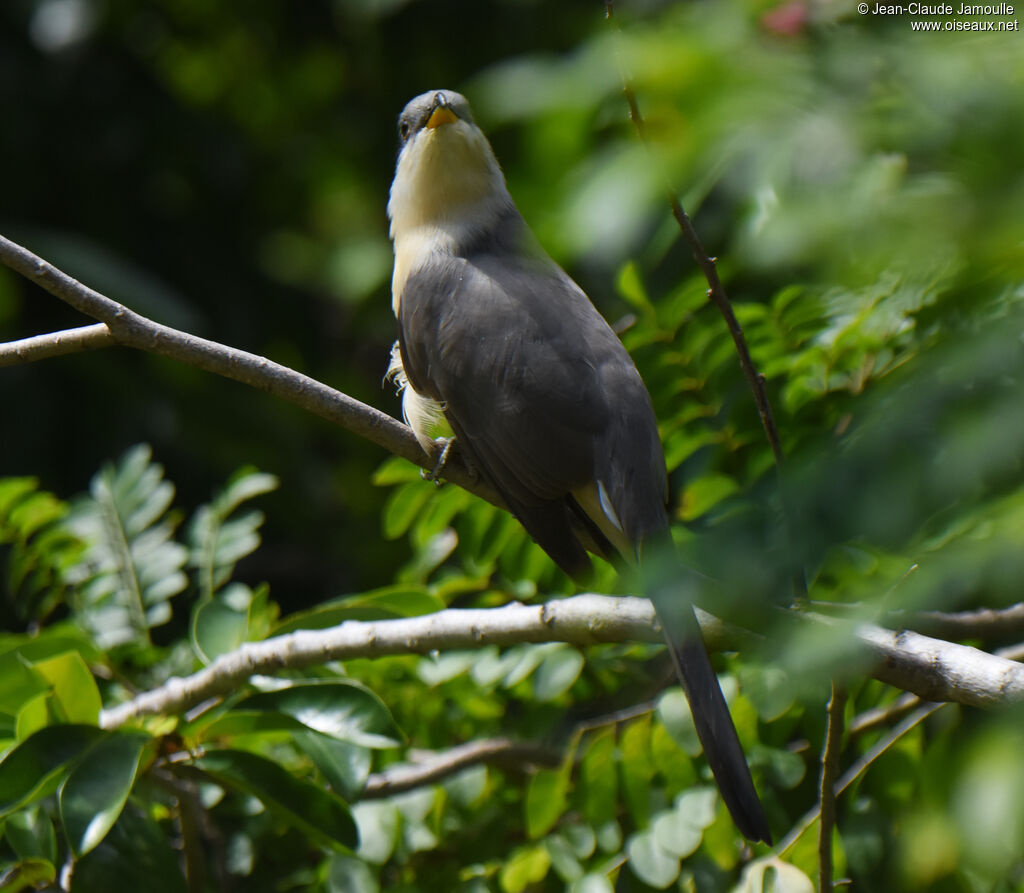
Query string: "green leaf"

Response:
xmin=382 ymin=481 xmax=432 ymax=540
xmin=651 ymin=789 xmax=713 ymax=859
xmin=273 ymin=585 xmax=444 ymax=634
xmin=195 ymin=748 xmax=358 ymax=850
xmin=190 ymin=582 xmax=256 ymax=663
xmin=526 ymin=766 xmax=569 ymax=839
xmin=188 ymin=467 xmax=278 ymax=601
xmin=326 ymin=853 xmax=380 ymax=893
xmin=680 ymin=473 xmax=740 ymax=521
xmin=735 ymin=857 xmax=814 ymax=893
xmin=620 ymin=714 xmax=653 ymax=828
xmin=544 ymin=833 xmax=584 ymax=883
xmin=616 ymin=260 xmax=654 ymax=313
xmin=352 ymin=800 xmax=400 ymax=865
xmin=64 ymin=445 xmax=187 ymax=647
xmin=0 ymin=858 xmax=57 ymax=892
xmin=59 ymin=730 xmax=150 ymax=857
xmin=626 ymin=827 xmax=681 ymax=889
xmin=4 ymin=805 xmax=57 ymax=863
xmin=30 ymin=650 xmax=101 ymax=725
xmin=70 ymin=806 xmax=188 ymax=893
xmin=739 ymin=664 xmax=795 ymax=722
xmin=570 ymin=874 xmax=614 ymax=893
xmin=532 ymin=646 xmax=584 ymax=702
xmin=236 ymin=680 xmax=404 ymax=748
xmin=580 ymin=728 xmax=617 ymax=826
xmin=657 ymin=689 xmax=701 ymax=757
xmin=499 ymin=844 xmax=551 ymax=893
xmin=760 ymin=746 xmax=806 ymax=790
xmin=295 ymin=730 xmax=372 ymax=798
xmin=0 ymin=724 xmax=105 ymax=814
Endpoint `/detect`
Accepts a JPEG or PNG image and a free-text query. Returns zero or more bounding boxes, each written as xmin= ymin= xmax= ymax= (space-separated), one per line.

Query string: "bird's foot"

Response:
xmin=421 ymin=437 xmax=454 ymax=485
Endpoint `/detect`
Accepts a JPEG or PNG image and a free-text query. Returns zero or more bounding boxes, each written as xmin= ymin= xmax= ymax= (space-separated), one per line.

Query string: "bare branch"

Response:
xmin=0 ymin=323 xmax=115 ymax=366
xmin=361 ymin=738 xmax=561 ymax=799
xmin=0 ymin=233 xmax=497 ymax=506
xmin=900 ymin=602 xmax=1024 ymax=644
xmin=99 ymin=594 xmax=1024 ymax=729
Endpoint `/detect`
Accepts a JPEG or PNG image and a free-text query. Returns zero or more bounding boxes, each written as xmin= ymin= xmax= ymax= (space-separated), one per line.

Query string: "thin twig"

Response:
xmin=603 ymin=2 xmax=784 ymax=469
xmin=362 ymin=738 xmax=561 ymax=798
xmin=0 ymin=233 xmax=497 ymax=507
xmin=777 ymin=701 xmax=944 ymax=855
xmin=602 ymin=4 xmax=805 ymax=601
xmin=848 ymin=691 xmax=921 ymax=738
xmin=818 ymin=683 xmax=847 ymax=893
xmin=0 ymin=323 xmax=115 ymax=366
xmin=362 ymin=702 xmax=656 ymax=799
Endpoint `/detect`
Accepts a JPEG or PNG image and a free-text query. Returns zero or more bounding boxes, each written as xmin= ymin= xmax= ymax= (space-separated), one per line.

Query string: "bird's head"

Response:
xmin=387 ymin=90 xmax=511 ymax=238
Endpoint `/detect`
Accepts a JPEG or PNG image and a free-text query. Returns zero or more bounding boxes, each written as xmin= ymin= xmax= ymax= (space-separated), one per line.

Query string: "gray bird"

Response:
xmin=386 ymin=89 xmax=770 ymax=844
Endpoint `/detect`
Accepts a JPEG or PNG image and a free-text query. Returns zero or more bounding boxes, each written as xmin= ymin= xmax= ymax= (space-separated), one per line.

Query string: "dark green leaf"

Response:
xmin=295 ymin=730 xmax=372 ymax=797
xmin=195 ymin=748 xmax=357 ymax=850
xmin=580 ymin=728 xmax=617 ymax=826
xmin=525 ymin=767 xmax=569 ymax=840
xmin=70 ymin=806 xmax=187 ymax=893
xmin=59 ymin=730 xmax=150 ymax=857
xmin=237 ymin=680 xmax=404 ymax=748
xmin=0 ymin=725 xmax=105 ymax=815
xmin=0 ymin=858 xmax=57 ymax=892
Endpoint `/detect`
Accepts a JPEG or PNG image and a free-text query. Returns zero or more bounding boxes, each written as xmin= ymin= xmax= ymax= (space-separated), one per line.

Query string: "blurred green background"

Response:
xmin=2 ymin=0 xmax=1024 ymax=889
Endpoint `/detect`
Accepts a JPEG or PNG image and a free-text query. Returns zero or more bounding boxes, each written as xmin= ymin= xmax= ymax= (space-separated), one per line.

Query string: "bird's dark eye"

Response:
xmin=399 ymin=120 xmax=410 ymax=141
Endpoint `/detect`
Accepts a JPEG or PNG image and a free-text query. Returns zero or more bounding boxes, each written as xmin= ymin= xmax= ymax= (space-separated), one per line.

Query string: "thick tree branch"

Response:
xmin=0 ymin=233 xmax=497 ymax=506
xmin=0 ymin=323 xmax=115 ymax=366
xmin=99 ymin=595 xmax=1024 ymax=729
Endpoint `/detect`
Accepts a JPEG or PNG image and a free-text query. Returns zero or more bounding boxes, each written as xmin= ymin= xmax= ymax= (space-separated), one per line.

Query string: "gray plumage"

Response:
xmin=388 ymin=89 xmax=771 ymax=843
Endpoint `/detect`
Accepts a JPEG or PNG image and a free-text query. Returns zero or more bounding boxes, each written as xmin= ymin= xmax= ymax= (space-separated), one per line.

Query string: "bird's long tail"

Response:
xmin=660 ymin=605 xmax=772 ymax=844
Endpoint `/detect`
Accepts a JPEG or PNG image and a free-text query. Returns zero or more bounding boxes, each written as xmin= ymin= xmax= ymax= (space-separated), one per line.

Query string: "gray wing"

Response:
xmin=396 ymin=212 xmax=667 ymax=574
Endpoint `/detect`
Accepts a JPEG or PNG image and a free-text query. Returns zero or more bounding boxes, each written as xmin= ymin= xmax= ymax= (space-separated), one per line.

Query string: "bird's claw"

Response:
xmin=421 ymin=437 xmax=454 ymax=485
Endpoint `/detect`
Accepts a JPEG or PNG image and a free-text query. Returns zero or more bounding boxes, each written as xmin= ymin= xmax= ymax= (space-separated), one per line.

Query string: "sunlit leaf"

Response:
xmin=235 ymin=680 xmax=404 ymax=748
xmin=59 ymin=730 xmax=150 ymax=856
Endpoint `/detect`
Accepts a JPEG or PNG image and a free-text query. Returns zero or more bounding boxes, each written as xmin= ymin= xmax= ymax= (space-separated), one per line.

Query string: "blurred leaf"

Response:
xmin=0 ymin=858 xmax=57 ymax=892
xmin=352 ymin=800 xmax=400 ymax=865
xmin=525 ymin=766 xmax=570 ymax=841
xmin=620 ymin=714 xmax=653 ymax=828
xmin=657 ymin=690 xmax=700 ymax=758
xmin=626 ymin=827 xmax=680 ymax=889
xmin=734 ymin=857 xmax=814 ymax=893
xmin=63 ymin=445 xmax=187 ymax=648
xmin=4 ymin=805 xmax=57 ymax=864
xmin=499 ymin=844 xmax=551 ymax=893
xmin=191 ymin=582 xmax=261 ymax=663
xmin=532 ymin=646 xmax=584 ymax=702
xmin=188 ymin=469 xmax=278 ymax=596
xmin=580 ymin=728 xmax=617 ymax=827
